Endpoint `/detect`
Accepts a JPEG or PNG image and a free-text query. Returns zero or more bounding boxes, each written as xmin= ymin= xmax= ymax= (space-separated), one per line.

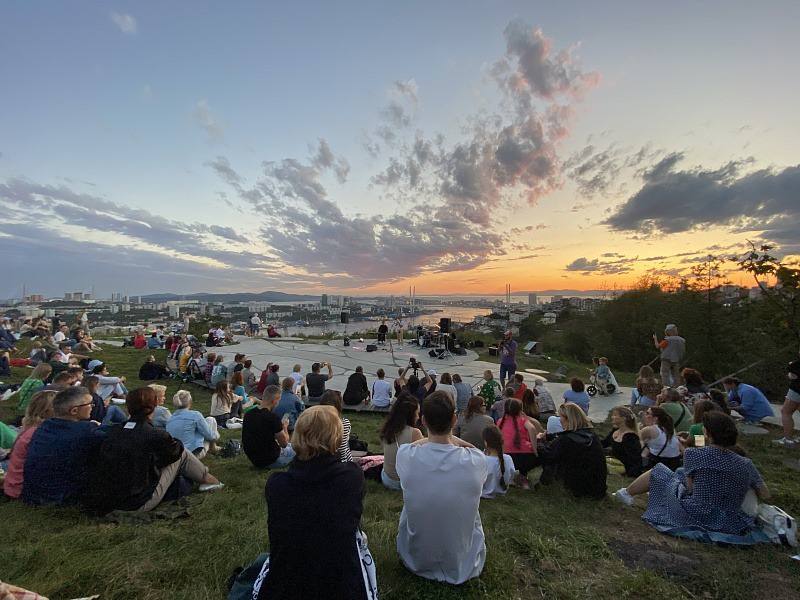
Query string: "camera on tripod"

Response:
xmin=409 ymin=356 xmax=421 ymax=374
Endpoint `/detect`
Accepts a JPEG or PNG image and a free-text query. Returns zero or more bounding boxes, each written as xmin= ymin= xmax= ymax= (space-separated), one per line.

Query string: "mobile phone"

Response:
xmin=694 ymin=435 xmax=705 ymax=447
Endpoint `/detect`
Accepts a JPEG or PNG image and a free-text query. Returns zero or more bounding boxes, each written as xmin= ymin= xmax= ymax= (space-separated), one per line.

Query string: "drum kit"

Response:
xmin=412 ymin=318 xmax=455 ymax=359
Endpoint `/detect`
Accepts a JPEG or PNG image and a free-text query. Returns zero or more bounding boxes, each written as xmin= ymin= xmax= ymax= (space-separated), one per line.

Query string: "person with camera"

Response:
xmin=306 ymin=361 xmax=334 ymax=404
xmin=399 ymin=359 xmax=434 ymax=402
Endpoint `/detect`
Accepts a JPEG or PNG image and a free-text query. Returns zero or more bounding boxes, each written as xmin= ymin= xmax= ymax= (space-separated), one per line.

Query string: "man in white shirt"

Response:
xmin=396 ymin=390 xmax=488 ymax=584
xmin=370 ymin=368 xmax=393 ymax=408
xmin=53 ymin=325 xmax=69 ymax=343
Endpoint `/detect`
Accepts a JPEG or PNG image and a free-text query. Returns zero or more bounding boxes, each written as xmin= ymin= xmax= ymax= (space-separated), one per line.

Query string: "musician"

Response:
xmin=394 ymin=317 xmax=405 ymax=347
xmin=498 ymin=330 xmax=518 ymax=388
xmin=377 ymin=319 xmax=388 ymax=345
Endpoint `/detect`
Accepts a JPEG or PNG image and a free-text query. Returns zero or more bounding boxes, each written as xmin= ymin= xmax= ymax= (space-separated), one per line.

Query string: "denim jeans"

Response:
xmin=500 ymin=362 xmax=516 ymax=385
xmin=381 ymin=468 xmax=402 ymax=491
xmin=268 ymin=444 xmax=296 ymax=468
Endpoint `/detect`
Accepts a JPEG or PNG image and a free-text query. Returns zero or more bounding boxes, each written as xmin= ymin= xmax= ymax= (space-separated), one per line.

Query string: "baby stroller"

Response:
xmin=586 ymin=368 xmax=617 ymax=397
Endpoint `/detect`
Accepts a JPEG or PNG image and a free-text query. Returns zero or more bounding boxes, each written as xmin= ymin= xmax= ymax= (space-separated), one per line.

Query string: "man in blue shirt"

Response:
xmin=723 ymin=377 xmax=774 ymax=423
xmin=23 ymin=386 xmax=105 ymax=506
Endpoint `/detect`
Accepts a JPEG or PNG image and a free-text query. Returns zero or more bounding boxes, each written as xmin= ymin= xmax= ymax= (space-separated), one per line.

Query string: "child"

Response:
xmin=595 ymin=357 xmax=611 ymax=383
xmin=481 ymin=424 xmax=515 ymax=498
xmin=210 ymin=380 xmax=242 ymax=428
xmin=491 ymin=387 xmax=514 ymax=421
xmin=479 ymin=370 xmax=503 ymax=410
xmin=211 ymin=355 xmax=227 ymax=386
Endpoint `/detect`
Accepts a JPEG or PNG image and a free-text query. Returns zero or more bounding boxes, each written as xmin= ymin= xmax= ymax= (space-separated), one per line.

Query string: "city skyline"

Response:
xmin=2 ymin=2 xmax=798 ymax=297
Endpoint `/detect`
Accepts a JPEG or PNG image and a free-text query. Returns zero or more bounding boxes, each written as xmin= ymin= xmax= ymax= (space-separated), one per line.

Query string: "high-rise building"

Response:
xmin=321 ymin=293 xmax=328 ymax=307
xmin=168 ymin=304 xmax=181 ymax=318
xmin=110 ymin=304 xmax=120 ymax=314
xmin=121 ymin=303 xmax=131 ymax=312
xmin=528 ymin=294 xmax=538 ymax=308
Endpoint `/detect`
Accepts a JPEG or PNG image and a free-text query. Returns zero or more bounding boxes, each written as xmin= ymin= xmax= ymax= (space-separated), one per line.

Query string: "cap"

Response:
xmin=87 ymin=359 xmax=104 ymax=371
xmin=427 ymin=368 xmax=438 ymax=376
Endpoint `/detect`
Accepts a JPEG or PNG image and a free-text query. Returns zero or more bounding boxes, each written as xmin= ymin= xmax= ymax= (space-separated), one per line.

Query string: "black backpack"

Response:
xmin=220 ymin=439 xmax=242 ymax=458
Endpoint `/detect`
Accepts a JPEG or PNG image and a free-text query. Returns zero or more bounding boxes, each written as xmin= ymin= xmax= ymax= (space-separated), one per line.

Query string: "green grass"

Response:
xmin=2 ymin=342 xmax=800 ymax=599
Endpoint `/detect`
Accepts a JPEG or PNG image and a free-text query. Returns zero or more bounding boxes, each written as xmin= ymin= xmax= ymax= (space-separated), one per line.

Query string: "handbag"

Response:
xmin=756 ymin=504 xmax=798 ymax=547
xmin=349 ymin=435 xmax=368 ymax=453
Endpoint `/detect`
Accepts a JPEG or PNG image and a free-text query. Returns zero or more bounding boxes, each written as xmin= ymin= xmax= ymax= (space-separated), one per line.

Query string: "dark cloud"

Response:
xmin=605 ymin=154 xmax=800 ymax=257
xmin=565 ymin=256 xmax=633 ymax=275
xmin=309 ymin=139 xmax=350 ymax=184
xmin=565 ymin=142 xmax=662 ymax=197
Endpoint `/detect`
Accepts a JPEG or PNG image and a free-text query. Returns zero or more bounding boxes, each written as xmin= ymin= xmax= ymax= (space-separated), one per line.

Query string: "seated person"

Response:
xmin=657 ymin=387 xmax=693 ymax=433
xmin=22 ymin=386 xmax=106 ymax=506
xmin=562 ymin=378 xmax=590 ymax=414
xmin=166 ymin=390 xmax=220 ymax=459
xmin=85 ymin=376 xmax=127 ymax=426
xmin=210 ymin=380 xmax=242 ymax=428
xmin=210 ymin=355 xmax=227 ymax=386
xmin=614 ymin=412 xmax=770 ymax=537
xmin=242 ymin=385 xmax=294 ymax=469
xmin=369 ymin=369 xmax=393 ymax=409
xmin=595 ymin=357 xmax=611 ymax=382
xmin=146 ymin=332 xmax=162 ymax=350
xmin=533 ymin=379 xmax=557 ymax=419
xmin=231 ymin=371 xmax=256 ymax=413
xmin=601 ymin=406 xmax=642 ymax=477
xmin=251 ymin=405 xmax=373 ymax=600
xmin=16 ymin=363 xmax=52 ymax=419
xmin=343 ymin=366 xmax=369 ymax=406
xmin=306 ymin=362 xmax=333 ymax=403
xmin=319 ymin=390 xmax=352 ymax=462
xmin=138 ymin=355 xmax=172 ymax=381
xmin=538 ymin=403 xmax=607 ymax=499
xmin=511 ymin=373 xmax=527 ymax=399
xmin=186 ymin=350 xmax=206 ymax=381
xmin=723 ymin=377 xmax=774 ymax=423
xmin=266 ymin=323 xmax=281 ymax=338
xmin=380 ymin=394 xmax=423 ymax=490
xmin=3 ymin=391 xmax=57 ymax=499
xmin=132 ymin=332 xmax=147 ymax=350
xmin=640 ymin=407 xmax=682 ymax=470
xmin=454 ymin=395 xmax=495 ymax=450
xmin=28 ymin=341 xmax=47 ymax=367
xmin=274 ymin=378 xmax=305 ymax=429
xmin=497 ymin=398 xmax=541 ymax=489
xmin=84 ymin=387 xmax=223 ymax=514
xmin=481 ymin=424 xmax=516 ymax=498
xmin=147 ymin=384 xmax=172 ymax=429
xmin=396 ymin=391 xmax=488 ymax=584
xmin=90 ymin=362 xmax=128 ymax=402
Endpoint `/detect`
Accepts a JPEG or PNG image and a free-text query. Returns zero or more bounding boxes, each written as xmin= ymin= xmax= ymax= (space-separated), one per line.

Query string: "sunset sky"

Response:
xmin=1 ymin=1 xmax=798 ymax=298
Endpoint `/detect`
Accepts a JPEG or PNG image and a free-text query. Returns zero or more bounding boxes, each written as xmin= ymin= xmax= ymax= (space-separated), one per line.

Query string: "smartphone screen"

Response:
xmin=694 ymin=435 xmax=705 ymax=447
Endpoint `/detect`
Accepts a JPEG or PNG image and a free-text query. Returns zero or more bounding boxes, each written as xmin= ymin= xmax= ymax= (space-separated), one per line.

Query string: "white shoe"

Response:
xmin=612 ymin=487 xmax=634 ymax=506
xmin=773 ymin=437 xmax=798 ymax=448
xmin=199 ymin=482 xmax=225 ymax=492
xmin=1 ymin=389 xmax=15 ymax=401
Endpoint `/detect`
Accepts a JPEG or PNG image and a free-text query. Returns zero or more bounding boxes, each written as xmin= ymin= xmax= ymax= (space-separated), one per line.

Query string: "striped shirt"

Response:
xmin=338 ymin=418 xmax=352 ymax=462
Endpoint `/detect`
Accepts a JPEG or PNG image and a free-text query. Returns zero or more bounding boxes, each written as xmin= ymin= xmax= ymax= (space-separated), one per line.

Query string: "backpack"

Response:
xmin=348 ymin=434 xmax=368 ymax=453
xmin=219 ymin=439 xmax=242 ymax=458
xmin=757 ymin=504 xmax=798 ymax=547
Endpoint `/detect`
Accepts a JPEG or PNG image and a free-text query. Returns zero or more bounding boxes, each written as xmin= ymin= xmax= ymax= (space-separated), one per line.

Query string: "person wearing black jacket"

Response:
xmin=138 ymin=355 xmax=172 ymax=381
xmin=601 ymin=406 xmax=642 ymax=477
xmin=343 ymin=366 xmax=370 ymax=406
xmin=84 ymin=387 xmax=223 ymax=513
xmin=538 ymin=403 xmax=607 ymax=499
xmin=254 ymin=405 xmax=376 ymax=600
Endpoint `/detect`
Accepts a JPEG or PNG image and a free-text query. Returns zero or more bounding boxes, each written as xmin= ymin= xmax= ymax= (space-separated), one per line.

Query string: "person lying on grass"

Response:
xmin=614 ymin=411 xmax=770 ymax=536
xmin=84 ymin=386 xmax=223 ymax=514
xmin=396 ymin=390 xmax=488 ymax=585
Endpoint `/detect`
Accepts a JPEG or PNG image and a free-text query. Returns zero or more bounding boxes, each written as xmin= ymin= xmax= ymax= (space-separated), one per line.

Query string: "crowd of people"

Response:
xmin=0 ymin=316 xmax=796 ymax=598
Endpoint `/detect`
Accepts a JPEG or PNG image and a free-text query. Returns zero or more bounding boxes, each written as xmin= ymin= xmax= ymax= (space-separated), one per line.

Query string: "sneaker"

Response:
xmin=612 ymin=487 xmax=634 ymax=506
xmin=199 ymin=482 xmax=225 ymax=493
xmin=773 ymin=437 xmax=798 ymax=448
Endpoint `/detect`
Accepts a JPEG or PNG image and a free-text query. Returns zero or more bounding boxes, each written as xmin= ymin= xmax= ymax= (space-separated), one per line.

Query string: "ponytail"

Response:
xmin=482 ymin=425 xmax=507 ymax=490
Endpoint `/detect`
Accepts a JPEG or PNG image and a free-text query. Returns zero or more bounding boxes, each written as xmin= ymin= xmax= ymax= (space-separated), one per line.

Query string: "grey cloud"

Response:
xmin=565 ymin=256 xmax=633 ymax=276
xmin=192 ymin=100 xmax=224 ymax=141
xmin=309 ymin=139 xmax=350 ymax=184
xmin=111 ymin=12 xmax=137 ymax=34
xmin=393 ymin=79 xmax=418 ymax=103
xmin=605 ymin=155 xmax=800 ymax=254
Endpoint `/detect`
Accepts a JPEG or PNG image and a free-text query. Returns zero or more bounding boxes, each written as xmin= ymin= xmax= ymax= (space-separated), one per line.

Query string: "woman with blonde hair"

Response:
xmin=631 ymin=365 xmax=660 ymax=408
xmin=147 ymin=384 xmax=171 ymax=429
xmin=166 ymin=390 xmax=220 ymax=458
xmin=249 ymin=405 xmax=377 ymax=599
xmin=15 ymin=363 xmax=52 ymax=417
xmin=4 ymin=390 xmax=57 ymax=499
xmin=538 ymin=403 xmax=607 ymax=499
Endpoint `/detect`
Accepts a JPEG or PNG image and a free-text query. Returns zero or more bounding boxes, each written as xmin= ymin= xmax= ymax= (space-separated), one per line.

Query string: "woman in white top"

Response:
xmin=436 ymin=372 xmax=457 ymax=404
xmin=370 ymin=368 xmax=393 ymax=408
xmin=481 ymin=424 xmax=515 ymax=498
xmin=379 ymin=393 xmax=423 ymax=490
xmin=640 ymin=406 xmax=682 ymax=470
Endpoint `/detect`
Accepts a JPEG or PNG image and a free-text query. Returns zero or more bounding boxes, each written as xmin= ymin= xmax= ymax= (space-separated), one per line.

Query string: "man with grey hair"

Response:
xmin=653 ymin=324 xmax=686 ymax=387
xmin=22 ymin=386 xmax=105 ymax=506
xmin=166 ymin=389 xmax=220 ymax=458
xmin=242 ymin=384 xmax=295 ymax=469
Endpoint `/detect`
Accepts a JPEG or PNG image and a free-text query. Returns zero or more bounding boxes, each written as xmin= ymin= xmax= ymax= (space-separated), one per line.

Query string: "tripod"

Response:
xmin=436 ymin=332 xmax=454 ymax=360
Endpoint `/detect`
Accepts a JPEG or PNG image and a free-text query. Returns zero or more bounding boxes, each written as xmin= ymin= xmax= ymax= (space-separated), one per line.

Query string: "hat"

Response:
xmin=427 ymin=368 xmax=438 ymax=377
xmin=87 ymin=359 xmax=104 ymax=371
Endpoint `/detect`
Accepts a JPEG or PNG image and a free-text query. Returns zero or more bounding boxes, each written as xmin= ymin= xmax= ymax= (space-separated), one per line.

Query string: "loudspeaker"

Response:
xmin=343 ymin=336 xmax=350 ymax=346
xmin=340 ymin=312 xmax=349 ymax=324
xmin=439 ymin=318 xmax=451 ymax=333
xmin=428 ymin=349 xmax=438 ymax=358
xmin=488 ymin=345 xmax=498 ymax=356
xmin=454 ymin=346 xmax=467 ymax=356
xmin=366 ymin=344 xmax=377 ymax=352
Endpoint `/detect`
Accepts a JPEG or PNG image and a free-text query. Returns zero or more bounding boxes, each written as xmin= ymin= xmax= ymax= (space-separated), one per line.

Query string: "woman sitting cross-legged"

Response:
xmin=84 ymin=387 xmax=223 ymax=514
xmin=538 ymin=402 xmax=607 ymax=499
xmin=601 ymin=406 xmax=643 ymax=477
xmin=166 ymin=390 xmax=220 ymax=459
xmin=379 ymin=393 xmax=423 ymax=490
xmin=248 ymin=405 xmax=377 ymax=600
xmin=614 ymin=411 xmax=770 ymax=537
xmin=454 ymin=395 xmax=495 ymax=450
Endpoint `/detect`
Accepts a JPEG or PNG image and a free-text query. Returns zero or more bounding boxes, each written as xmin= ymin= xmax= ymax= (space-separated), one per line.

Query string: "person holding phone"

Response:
xmin=242 ymin=385 xmax=295 ymax=469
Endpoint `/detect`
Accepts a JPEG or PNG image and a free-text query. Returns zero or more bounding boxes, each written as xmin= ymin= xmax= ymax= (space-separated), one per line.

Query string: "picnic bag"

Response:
xmin=757 ymin=504 xmax=798 ymax=547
